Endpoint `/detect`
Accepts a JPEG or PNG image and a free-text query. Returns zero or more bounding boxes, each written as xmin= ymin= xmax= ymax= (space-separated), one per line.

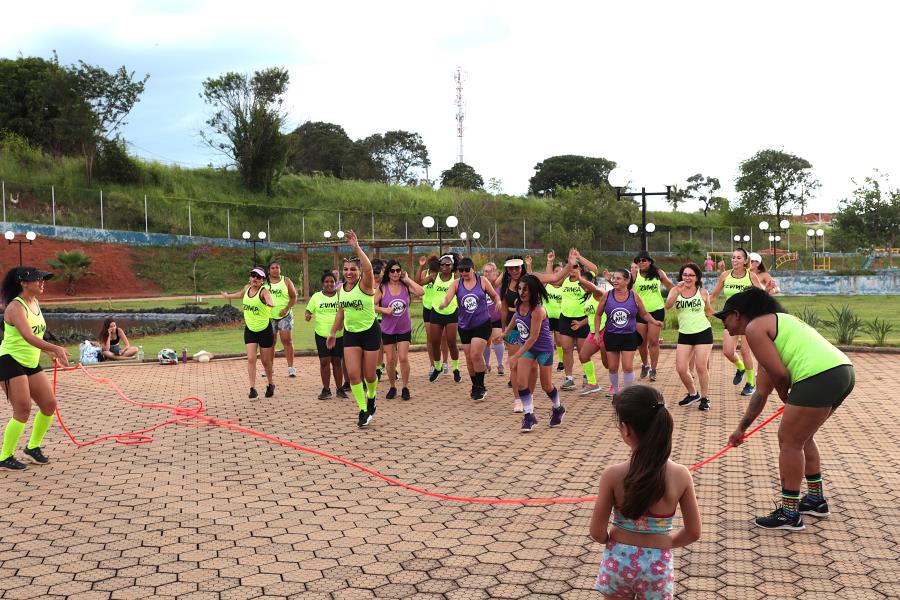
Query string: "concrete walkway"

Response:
xmin=1 ymin=350 xmax=898 ymax=599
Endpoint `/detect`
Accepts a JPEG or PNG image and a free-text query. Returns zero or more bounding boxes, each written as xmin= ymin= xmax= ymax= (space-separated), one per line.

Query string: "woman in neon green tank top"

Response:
xmin=710 ymin=248 xmax=763 ymax=397
xmin=221 ymin=267 xmax=276 ymax=399
xmin=420 ymin=253 xmax=461 ymax=384
xmin=416 ymin=255 xmax=449 ymax=378
xmin=665 ymin=263 xmax=714 ymax=411
xmin=718 ymin=287 xmax=854 ymax=531
xmin=327 ymin=230 xmax=381 ymax=429
xmin=631 ymin=251 xmax=674 ymax=382
xmin=0 ymin=266 xmax=70 ymax=471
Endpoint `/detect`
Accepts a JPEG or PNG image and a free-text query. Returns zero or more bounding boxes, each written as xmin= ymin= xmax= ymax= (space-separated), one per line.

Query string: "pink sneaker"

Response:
xmin=513 ymin=398 xmax=524 ymax=413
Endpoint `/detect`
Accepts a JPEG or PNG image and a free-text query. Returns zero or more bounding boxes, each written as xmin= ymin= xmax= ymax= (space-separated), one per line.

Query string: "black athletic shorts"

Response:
xmin=636 ymin=308 xmax=666 ymax=325
xmin=0 ymin=354 xmax=42 ymax=381
xmin=430 ymin=309 xmax=459 ymax=326
xmin=788 ymin=364 xmax=855 ymax=409
xmin=548 ymin=317 xmax=559 ymax=332
xmin=314 ymin=333 xmax=343 ymax=358
xmin=343 ymin=321 xmax=382 ymax=352
xmin=422 ymin=307 xmax=432 ymax=323
xmin=244 ymin=325 xmax=275 ymax=348
xmin=491 ymin=319 xmax=502 ymax=330
xmin=382 ymin=330 xmax=412 ymax=345
xmin=559 ymin=314 xmax=590 ymax=339
xmin=603 ymin=330 xmax=643 ymax=352
xmin=459 ymin=320 xmax=492 ymax=344
xmin=677 ymin=328 xmax=713 ymax=346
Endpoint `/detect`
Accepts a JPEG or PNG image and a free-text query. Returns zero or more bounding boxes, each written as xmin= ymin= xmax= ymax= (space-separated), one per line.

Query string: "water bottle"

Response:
xmin=137 ymin=346 xmax=144 ymax=362
xmin=182 ymin=347 xmax=188 ymax=363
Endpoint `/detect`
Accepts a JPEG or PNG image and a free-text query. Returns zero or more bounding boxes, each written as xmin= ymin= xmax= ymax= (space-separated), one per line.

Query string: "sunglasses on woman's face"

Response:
xmin=458 ymin=267 xmax=471 ymax=272
xmin=389 ymin=268 xmax=402 ymax=273
xmin=440 ymin=262 xmax=452 ymax=267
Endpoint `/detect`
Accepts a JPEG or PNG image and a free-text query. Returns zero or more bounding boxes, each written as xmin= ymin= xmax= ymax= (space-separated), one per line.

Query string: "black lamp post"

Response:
xmin=608 ymin=168 xmax=671 ymax=253
xmin=4 ymin=231 xmax=37 ymax=266
xmin=242 ymin=230 xmax=267 ymax=265
xmin=422 ymin=215 xmax=458 ymax=255
xmin=806 ymin=228 xmax=824 ymax=267
xmin=460 ymin=230 xmax=481 ymax=254
xmin=759 ymin=218 xmax=790 ymax=270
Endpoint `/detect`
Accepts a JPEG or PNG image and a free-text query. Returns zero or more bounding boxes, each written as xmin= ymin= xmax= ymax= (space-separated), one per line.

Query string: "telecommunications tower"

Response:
xmin=455 ymin=67 xmax=465 ymax=164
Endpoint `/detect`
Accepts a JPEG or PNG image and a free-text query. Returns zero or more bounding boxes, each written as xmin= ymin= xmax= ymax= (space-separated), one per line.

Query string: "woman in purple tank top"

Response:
xmin=437 ymin=257 xmax=500 ymax=401
xmin=600 ymin=269 xmax=663 ymax=395
xmin=374 ymin=260 xmax=425 ymax=400
xmin=503 ymin=274 xmax=568 ymax=433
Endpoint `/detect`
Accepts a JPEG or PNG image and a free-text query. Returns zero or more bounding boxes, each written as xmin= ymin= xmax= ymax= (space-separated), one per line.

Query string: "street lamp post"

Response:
xmin=422 ymin=215 xmax=458 ymax=255
xmin=806 ymin=228 xmax=824 ymax=268
xmin=4 ymin=231 xmax=37 ymax=266
xmin=242 ymin=230 xmax=267 ymax=265
xmin=460 ymin=230 xmax=481 ymax=254
xmin=759 ymin=219 xmax=790 ymax=270
xmin=608 ymin=167 xmax=671 ymax=253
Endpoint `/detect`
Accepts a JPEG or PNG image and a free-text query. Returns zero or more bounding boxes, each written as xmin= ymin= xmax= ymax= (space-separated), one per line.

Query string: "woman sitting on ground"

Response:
xmin=98 ymin=318 xmax=139 ymax=361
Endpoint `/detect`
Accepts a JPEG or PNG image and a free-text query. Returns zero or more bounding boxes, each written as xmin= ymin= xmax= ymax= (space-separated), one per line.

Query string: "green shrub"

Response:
xmin=796 ymin=306 xmax=821 ymax=329
xmin=95 ymin=137 xmax=142 ymax=185
xmin=863 ymin=317 xmax=894 ymax=346
xmin=823 ymin=304 xmax=863 ymax=345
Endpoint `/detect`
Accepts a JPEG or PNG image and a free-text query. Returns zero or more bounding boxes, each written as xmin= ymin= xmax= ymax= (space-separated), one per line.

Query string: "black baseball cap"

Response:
xmin=17 ymin=267 xmax=53 ymax=281
xmin=634 ymin=250 xmax=653 ymax=263
xmin=712 ymin=295 xmax=739 ymax=320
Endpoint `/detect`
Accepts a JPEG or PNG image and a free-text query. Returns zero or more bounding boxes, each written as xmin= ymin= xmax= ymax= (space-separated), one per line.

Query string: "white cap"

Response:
xmin=748 ymin=252 xmax=762 ymax=263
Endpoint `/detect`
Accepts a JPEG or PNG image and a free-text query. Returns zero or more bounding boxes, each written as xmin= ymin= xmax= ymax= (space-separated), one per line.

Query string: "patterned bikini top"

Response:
xmin=612 ymin=509 xmax=675 ymax=534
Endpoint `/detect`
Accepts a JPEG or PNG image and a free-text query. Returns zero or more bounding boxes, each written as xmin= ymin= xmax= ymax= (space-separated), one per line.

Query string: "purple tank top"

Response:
xmin=456 ymin=276 xmax=491 ymax=330
xmin=604 ymin=290 xmax=638 ymax=334
xmin=515 ymin=305 xmax=554 ymax=354
xmin=486 ymin=294 xmax=501 ymax=322
xmin=379 ymin=283 xmax=412 ymax=335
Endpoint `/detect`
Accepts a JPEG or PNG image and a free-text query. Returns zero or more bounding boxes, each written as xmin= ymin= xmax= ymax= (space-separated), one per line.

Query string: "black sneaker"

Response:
xmin=549 ymin=405 xmax=566 ymax=428
xmin=754 ymin=506 xmax=804 ymax=531
xmin=341 ymin=382 xmax=351 ymax=393
xmin=401 ymin=387 xmax=411 ymax=400
xmin=367 ymin=397 xmax=376 ymax=415
xmin=336 ymin=388 xmax=348 ymax=399
xmin=385 ymin=387 xmax=397 ymax=400
xmin=317 ymin=387 xmax=332 ymax=400
xmin=799 ymin=496 xmax=830 ymax=517
xmin=640 ymin=364 xmax=650 ymax=380
xmin=453 ymin=369 xmax=461 ymax=383
xmin=740 ymin=383 xmax=755 ymax=397
xmin=429 ymin=369 xmax=441 ymax=382
xmin=520 ymin=412 xmax=538 ymax=433
xmin=698 ymin=397 xmax=710 ymax=411
xmin=473 ymin=387 xmax=486 ymax=401
xmin=733 ymin=369 xmax=745 ymax=385
xmin=23 ymin=446 xmax=49 ymax=465
xmin=376 ymin=368 xmax=383 ymax=381
xmin=0 ymin=455 xmax=27 ymax=470
xmin=265 ymin=384 xmax=275 ymax=398
xmin=248 ymin=387 xmax=258 ymax=399
xmin=357 ymin=410 xmax=372 ymax=428
xmin=678 ymin=393 xmax=700 ymax=407
xmin=556 ymin=361 xmax=565 ymax=372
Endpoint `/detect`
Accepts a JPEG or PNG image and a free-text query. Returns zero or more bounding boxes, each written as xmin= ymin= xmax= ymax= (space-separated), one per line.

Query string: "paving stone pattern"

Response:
xmin=1 ymin=350 xmax=898 ymax=599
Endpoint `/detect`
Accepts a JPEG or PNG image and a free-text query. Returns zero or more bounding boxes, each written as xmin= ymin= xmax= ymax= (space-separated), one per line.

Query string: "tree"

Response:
xmin=528 ymin=155 xmax=616 ymax=196
xmin=486 ymin=177 xmax=503 ymax=195
xmin=683 ymin=173 xmax=722 ymax=216
xmin=363 ymin=130 xmax=430 ymax=185
xmin=832 ymin=170 xmax=899 ymax=265
xmin=440 ymin=162 xmax=484 ymax=190
xmin=69 ymin=61 xmax=149 ymax=185
xmin=286 ymin=121 xmax=353 ymax=177
xmin=541 ymin=185 xmax=637 ymax=253
xmin=47 ymin=250 xmax=95 ymax=296
xmin=187 ymin=245 xmax=214 ymax=295
xmin=735 ymin=150 xmax=819 ymax=217
xmin=200 ymin=68 xmax=291 ymax=194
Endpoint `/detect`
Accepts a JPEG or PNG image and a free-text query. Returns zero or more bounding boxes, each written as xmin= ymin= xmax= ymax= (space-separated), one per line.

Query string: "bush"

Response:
xmin=796 ymin=306 xmax=821 ymax=329
xmin=823 ymin=304 xmax=863 ymax=345
xmin=863 ymin=317 xmax=894 ymax=346
xmin=95 ymin=137 xmax=142 ymax=185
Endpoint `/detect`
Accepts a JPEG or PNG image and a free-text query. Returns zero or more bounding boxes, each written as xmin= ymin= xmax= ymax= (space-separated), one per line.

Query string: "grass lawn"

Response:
xmin=56 ymin=294 xmax=899 ymax=364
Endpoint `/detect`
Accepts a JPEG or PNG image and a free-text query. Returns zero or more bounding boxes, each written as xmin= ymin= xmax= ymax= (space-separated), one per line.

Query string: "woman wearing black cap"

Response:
xmin=221 ymin=267 xmax=276 ymax=399
xmin=718 ymin=287 xmax=854 ymax=531
xmin=0 ymin=266 xmax=70 ymax=470
xmin=631 ymin=251 xmax=674 ymax=382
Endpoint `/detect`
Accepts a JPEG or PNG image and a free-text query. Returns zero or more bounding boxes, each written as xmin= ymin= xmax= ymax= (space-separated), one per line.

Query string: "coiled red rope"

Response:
xmin=52 ymin=362 xmax=783 ymax=504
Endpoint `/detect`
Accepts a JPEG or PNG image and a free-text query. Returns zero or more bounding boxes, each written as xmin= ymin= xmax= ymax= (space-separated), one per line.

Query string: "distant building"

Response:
xmin=801 ymin=212 xmax=833 ymax=225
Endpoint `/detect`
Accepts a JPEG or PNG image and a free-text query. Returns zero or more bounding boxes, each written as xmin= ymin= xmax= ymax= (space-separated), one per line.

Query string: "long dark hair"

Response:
xmin=500 ymin=255 xmax=528 ymax=295
xmin=613 ymin=385 xmax=674 ymax=519
xmin=379 ymin=259 xmax=409 ymax=294
xmin=726 ymin=287 xmax=786 ymax=320
xmin=516 ymin=274 xmax=548 ymax=308
xmin=639 ymin=256 xmax=661 ymax=280
xmin=755 ymin=259 xmax=768 ymax=273
xmin=99 ymin=317 xmax=120 ymax=343
xmin=0 ymin=268 xmax=24 ymax=308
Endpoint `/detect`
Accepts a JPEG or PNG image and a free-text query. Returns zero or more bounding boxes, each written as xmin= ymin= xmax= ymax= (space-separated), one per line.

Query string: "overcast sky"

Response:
xmin=5 ymin=0 xmax=898 ymax=212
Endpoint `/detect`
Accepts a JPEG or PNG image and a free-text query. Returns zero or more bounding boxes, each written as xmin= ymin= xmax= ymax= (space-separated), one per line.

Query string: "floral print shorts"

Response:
xmin=595 ymin=541 xmax=674 ymax=599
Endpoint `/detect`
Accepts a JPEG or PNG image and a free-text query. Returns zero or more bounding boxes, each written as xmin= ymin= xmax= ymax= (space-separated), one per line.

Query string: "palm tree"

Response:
xmin=47 ymin=250 xmax=95 ymax=295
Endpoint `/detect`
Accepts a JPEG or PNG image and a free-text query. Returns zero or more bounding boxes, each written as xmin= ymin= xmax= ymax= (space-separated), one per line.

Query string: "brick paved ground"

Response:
xmin=1 ymin=349 xmax=898 ymax=599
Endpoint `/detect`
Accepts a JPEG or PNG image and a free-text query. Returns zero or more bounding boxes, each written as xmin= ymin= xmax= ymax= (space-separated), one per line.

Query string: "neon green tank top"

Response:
xmin=432 ymin=274 xmax=457 ymax=316
xmin=584 ymin=295 xmax=600 ymax=333
xmin=307 ymin=291 xmax=343 ymax=338
xmin=560 ymin=278 xmax=586 ymax=317
xmin=266 ymin=277 xmax=291 ymax=319
xmin=545 ymin=283 xmax=563 ymax=319
xmin=340 ymin=280 xmax=376 ymax=333
xmin=723 ymin=269 xmax=752 ymax=299
xmin=674 ymin=288 xmax=711 ymax=335
xmin=422 ymin=270 xmax=435 ymax=309
xmin=243 ymin=287 xmax=270 ymax=332
xmin=773 ymin=313 xmax=851 ymax=385
xmin=0 ymin=297 xmax=46 ymax=368
xmin=634 ymin=272 xmax=664 ymax=312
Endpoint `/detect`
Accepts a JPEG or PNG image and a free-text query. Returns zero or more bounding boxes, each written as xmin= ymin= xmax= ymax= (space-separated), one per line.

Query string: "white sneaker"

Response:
xmin=513 ymin=398 xmax=524 ymax=413
xmin=578 ymin=384 xmax=601 ymax=396
xmin=288 ymin=367 xmax=297 ymax=378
